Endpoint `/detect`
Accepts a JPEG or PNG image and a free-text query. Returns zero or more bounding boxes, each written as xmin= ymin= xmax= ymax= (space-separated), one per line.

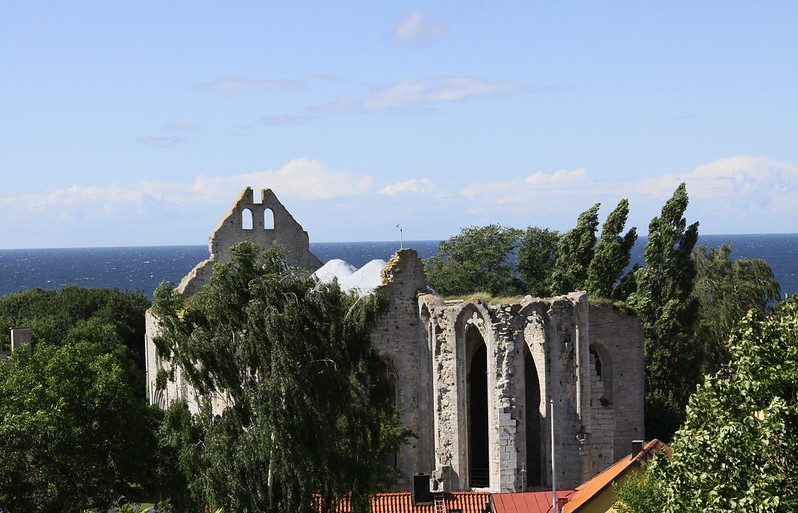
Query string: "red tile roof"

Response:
xmin=491 ymin=490 xmax=575 ymax=513
xmin=319 ymin=491 xmax=491 ymax=513
xmin=561 ymin=439 xmax=670 ymax=513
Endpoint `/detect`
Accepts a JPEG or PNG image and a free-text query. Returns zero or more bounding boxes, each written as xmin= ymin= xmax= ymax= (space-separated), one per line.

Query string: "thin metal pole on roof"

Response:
xmin=397 ymin=224 xmax=404 ymax=249
xmin=551 ymin=398 xmax=557 ymax=513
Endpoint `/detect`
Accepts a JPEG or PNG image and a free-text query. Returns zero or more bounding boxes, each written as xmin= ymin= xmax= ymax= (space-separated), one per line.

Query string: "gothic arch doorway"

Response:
xmin=466 ymin=325 xmax=489 ymax=488
xmin=524 ymin=343 xmax=541 ymax=487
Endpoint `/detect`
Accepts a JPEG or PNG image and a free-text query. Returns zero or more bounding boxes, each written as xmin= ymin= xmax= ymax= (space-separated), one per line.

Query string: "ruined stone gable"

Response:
xmin=145 ymin=187 xmax=645 ymax=494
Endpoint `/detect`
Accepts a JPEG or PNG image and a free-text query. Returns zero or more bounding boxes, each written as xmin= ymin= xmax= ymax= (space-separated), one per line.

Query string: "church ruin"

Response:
xmin=145 ymin=187 xmax=644 ymax=493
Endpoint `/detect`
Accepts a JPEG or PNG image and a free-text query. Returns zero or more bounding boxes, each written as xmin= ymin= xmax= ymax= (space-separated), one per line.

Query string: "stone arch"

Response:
xmin=589 ymin=343 xmax=613 ymax=404
xmin=523 ymin=342 xmax=542 ymax=487
xmin=241 ymin=208 xmax=254 ymax=230
xmin=418 ymin=303 xmax=436 ymax=473
xmin=264 ymin=208 xmax=274 ymax=229
xmin=454 ymin=303 xmax=493 ymax=489
xmin=466 ymin=324 xmax=489 ymax=487
xmin=518 ymin=302 xmax=548 ymax=489
xmin=379 ymin=354 xmax=399 ymax=406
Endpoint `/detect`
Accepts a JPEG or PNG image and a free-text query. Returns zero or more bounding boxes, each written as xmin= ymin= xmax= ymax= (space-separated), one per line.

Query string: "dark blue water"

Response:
xmin=0 ymin=241 xmax=440 ymax=298
xmin=0 ymin=235 xmax=795 ymax=298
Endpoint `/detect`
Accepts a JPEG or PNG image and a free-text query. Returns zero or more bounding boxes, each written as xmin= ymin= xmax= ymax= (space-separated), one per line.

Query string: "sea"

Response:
xmin=0 ymin=235 xmax=796 ymax=299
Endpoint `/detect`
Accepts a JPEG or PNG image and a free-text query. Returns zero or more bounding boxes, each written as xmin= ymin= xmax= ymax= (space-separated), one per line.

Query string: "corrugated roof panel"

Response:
xmin=492 ymin=490 xmax=574 ymax=513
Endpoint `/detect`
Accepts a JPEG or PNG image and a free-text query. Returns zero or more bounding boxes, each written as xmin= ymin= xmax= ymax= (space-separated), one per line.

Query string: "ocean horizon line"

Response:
xmin=2 ymin=232 xmax=798 ymax=252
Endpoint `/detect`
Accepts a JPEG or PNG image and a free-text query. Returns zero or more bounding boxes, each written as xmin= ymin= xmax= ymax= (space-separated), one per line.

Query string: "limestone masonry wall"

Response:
xmin=145 ymin=187 xmax=646 ymax=495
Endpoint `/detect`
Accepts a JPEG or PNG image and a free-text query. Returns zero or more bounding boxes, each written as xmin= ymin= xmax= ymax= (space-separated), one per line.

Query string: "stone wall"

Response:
xmin=587 ymin=304 xmax=645 ymax=461
xmin=146 ymin=187 xmax=323 ymax=412
xmin=411 ymin=288 xmax=643 ymax=493
xmin=369 ymin=249 xmax=434 ymax=489
xmin=144 ymin=187 xmax=646 ymax=495
xmin=177 ymin=187 xmax=321 ymax=296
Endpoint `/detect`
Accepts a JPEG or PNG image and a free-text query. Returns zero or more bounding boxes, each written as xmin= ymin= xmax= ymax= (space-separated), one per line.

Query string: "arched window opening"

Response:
xmin=466 ymin=325 xmax=489 ymax=488
xmin=264 ymin=208 xmax=274 ymax=229
xmin=524 ymin=344 xmax=542 ymax=487
xmin=379 ymin=358 xmax=398 ymax=406
xmin=591 ymin=348 xmax=603 ymax=380
xmin=241 ymin=208 xmax=254 ymax=230
xmin=589 ymin=345 xmax=613 ymax=405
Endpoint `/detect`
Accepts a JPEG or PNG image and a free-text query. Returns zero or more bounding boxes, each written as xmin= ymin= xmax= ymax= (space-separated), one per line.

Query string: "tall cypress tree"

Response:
xmin=550 ymin=203 xmax=601 ymax=294
xmin=586 ymin=199 xmax=637 ymax=299
xmin=627 ymin=183 xmax=700 ymax=441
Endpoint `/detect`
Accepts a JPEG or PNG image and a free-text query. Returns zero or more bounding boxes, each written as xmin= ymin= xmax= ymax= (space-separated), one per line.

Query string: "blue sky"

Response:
xmin=1 ymin=1 xmax=797 ymax=248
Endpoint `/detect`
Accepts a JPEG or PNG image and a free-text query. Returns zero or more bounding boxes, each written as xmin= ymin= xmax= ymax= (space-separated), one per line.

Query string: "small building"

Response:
xmin=560 ymin=440 xmax=670 ymax=513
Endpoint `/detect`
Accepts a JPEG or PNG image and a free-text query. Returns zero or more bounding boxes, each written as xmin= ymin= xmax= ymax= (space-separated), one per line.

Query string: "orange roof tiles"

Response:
xmin=561 ymin=439 xmax=670 ymax=513
xmin=492 ymin=490 xmax=575 ymax=513
xmin=320 ymin=491 xmax=491 ymax=513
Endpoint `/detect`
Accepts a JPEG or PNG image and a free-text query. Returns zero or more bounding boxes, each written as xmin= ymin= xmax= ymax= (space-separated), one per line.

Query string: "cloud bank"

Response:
xmin=2 ymin=155 xmax=796 ymax=248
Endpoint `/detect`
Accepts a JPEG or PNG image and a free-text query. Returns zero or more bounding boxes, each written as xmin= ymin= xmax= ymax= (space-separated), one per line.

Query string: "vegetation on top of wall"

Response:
xmin=441 ymin=292 xmax=531 ymax=305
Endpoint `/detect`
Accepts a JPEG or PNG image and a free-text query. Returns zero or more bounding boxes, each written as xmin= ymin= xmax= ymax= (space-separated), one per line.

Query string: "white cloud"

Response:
xmin=195 ymin=77 xmax=304 ymax=94
xmin=630 ymin=155 xmax=798 ymax=229
xmin=637 ymin=155 xmax=798 ymax=201
xmin=257 ymin=76 xmax=517 ymax=126
xmin=525 ymin=167 xmax=586 ymax=186
xmin=2 ymin=159 xmax=374 ymax=215
xmin=394 ymin=12 xmax=446 ymax=46
xmin=362 ymin=76 xmax=514 ymax=111
xmin=455 ymin=156 xmax=798 ymax=233
xmin=461 ymin=167 xmax=588 ymax=203
xmin=191 ymin=158 xmax=373 ymax=201
xmin=378 ymin=178 xmax=434 ymax=195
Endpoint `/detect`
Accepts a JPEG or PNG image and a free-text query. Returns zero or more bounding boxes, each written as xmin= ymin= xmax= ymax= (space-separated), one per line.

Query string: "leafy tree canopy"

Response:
xmin=627 ymin=183 xmax=700 ymax=441
xmin=617 ymin=296 xmax=798 ymax=513
xmin=693 ymin=243 xmax=781 ymax=375
xmin=516 ymin=227 xmax=560 ymax=297
xmin=152 ymin=242 xmax=409 ymax=513
xmin=425 ymin=224 xmax=523 ymax=297
xmin=0 ymin=286 xmax=149 ymax=372
xmin=0 ymin=322 xmax=160 ymax=513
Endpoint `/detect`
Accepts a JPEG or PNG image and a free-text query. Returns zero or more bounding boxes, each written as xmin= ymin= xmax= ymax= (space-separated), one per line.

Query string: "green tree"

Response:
xmin=621 ymin=296 xmax=798 ymax=513
xmin=627 ymin=183 xmax=699 ymax=441
xmin=586 ymin=199 xmax=637 ymax=299
xmin=550 ymin=203 xmax=601 ymax=294
xmin=152 ymin=242 xmax=409 ymax=513
xmin=693 ymin=243 xmax=781 ymax=375
xmin=425 ymin=224 xmax=523 ymax=296
xmin=0 ymin=321 xmax=159 ymax=513
xmin=0 ymin=286 xmax=149 ymax=387
xmin=613 ymin=469 xmax=666 ymax=513
xmin=516 ymin=227 xmax=560 ymax=297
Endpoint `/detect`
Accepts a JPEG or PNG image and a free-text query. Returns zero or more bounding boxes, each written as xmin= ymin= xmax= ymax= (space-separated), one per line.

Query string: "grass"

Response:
xmin=441 ymin=291 xmax=531 ymax=305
